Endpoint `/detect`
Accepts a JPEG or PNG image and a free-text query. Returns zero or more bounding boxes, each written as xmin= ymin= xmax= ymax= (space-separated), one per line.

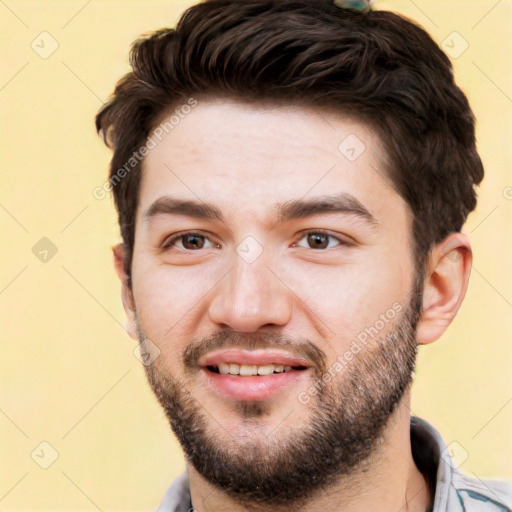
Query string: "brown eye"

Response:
xmin=163 ymin=232 xmax=217 ymax=251
xmin=307 ymin=233 xmax=329 ymax=249
xmin=181 ymin=234 xmax=206 ymax=249
xmin=295 ymin=231 xmax=343 ymax=250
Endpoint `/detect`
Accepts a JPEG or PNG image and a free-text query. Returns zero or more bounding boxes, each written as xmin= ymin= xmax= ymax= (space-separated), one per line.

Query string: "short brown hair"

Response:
xmin=96 ymin=0 xmax=483 ymax=284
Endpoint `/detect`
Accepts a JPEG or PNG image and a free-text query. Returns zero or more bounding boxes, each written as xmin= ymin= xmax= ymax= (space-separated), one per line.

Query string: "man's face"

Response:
xmin=128 ymin=100 xmax=420 ymax=504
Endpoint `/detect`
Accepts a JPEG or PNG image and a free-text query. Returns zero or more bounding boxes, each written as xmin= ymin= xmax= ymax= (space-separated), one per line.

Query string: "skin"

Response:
xmin=113 ymin=100 xmax=472 ymax=511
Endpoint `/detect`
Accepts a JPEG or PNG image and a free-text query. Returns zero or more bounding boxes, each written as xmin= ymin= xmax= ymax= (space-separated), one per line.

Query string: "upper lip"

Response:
xmin=200 ymin=349 xmax=311 ymax=368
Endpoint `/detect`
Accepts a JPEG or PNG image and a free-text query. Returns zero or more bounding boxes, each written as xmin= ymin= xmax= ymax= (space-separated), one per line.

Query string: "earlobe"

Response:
xmin=112 ymin=243 xmax=138 ymax=340
xmin=416 ymin=233 xmax=472 ymax=345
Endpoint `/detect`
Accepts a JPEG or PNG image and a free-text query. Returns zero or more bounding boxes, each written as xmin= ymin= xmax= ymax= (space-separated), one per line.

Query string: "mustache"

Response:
xmin=182 ymin=329 xmax=327 ymax=376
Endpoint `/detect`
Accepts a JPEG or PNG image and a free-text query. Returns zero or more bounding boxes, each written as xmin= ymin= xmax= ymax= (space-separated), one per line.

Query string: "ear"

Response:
xmin=112 ymin=243 xmax=138 ymax=340
xmin=416 ymin=233 xmax=472 ymax=345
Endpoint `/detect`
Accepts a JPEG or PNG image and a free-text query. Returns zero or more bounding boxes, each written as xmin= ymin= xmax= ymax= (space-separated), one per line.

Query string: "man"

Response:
xmin=96 ymin=0 xmax=512 ymax=510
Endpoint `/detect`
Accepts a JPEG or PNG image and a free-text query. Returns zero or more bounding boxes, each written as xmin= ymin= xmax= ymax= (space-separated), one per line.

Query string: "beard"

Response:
xmin=139 ymin=282 xmax=422 ymax=509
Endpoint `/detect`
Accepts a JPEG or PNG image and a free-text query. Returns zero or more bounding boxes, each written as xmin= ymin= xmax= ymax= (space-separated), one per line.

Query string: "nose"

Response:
xmin=207 ymin=252 xmax=293 ymax=332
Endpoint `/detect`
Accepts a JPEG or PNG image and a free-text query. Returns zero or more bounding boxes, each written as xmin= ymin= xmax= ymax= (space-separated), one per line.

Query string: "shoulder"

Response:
xmin=158 ymin=471 xmax=192 ymax=512
xmin=410 ymin=417 xmax=512 ymax=512
xmin=451 ymin=470 xmax=512 ymax=511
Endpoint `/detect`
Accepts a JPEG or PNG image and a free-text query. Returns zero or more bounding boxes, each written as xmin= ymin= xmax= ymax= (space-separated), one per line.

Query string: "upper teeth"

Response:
xmin=217 ymin=363 xmax=293 ymax=376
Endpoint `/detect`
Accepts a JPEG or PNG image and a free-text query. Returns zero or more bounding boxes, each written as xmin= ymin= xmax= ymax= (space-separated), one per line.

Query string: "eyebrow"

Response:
xmin=143 ymin=193 xmax=378 ymax=226
xmin=276 ymin=194 xmax=378 ymax=226
xmin=143 ymin=197 xmax=223 ymax=222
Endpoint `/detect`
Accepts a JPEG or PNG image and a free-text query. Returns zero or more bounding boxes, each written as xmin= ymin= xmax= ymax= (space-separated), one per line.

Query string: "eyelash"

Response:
xmin=161 ymin=229 xmax=349 ymax=251
xmin=161 ymin=230 xmax=217 ymax=250
xmin=294 ymin=229 xmax=349 ymax=249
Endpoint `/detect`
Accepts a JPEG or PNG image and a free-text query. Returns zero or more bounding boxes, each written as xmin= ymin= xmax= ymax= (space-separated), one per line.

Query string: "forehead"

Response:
xmin=138 ymin=100 xmax=406 ymax=227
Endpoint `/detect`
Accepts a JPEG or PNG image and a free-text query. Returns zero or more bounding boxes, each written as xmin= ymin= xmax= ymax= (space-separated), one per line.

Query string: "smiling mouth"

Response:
xmin=206 ymin=363 xmax=308 ymax=376
xmin=199 ymin=351 xmax=312 ymax=400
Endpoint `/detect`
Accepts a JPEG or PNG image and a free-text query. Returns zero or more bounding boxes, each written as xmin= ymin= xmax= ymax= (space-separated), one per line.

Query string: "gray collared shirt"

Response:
xmin=157 ymin=417 xmax=512 ymax=511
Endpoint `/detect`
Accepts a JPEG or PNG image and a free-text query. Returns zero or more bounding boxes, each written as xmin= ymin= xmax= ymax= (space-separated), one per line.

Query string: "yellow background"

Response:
xmin=1 ymin=1 xmax=510 ymax=510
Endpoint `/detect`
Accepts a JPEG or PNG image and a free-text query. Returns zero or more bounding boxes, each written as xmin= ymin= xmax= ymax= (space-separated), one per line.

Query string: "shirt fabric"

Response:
xmin=157 ymin=416 xmax=512 ymax=511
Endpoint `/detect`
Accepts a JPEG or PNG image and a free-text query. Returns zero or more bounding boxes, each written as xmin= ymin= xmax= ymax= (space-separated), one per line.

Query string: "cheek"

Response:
xmin=285 ymin=252 xmax=411 ymax=340
xmin=131 ymin=258 xmax=218 ymax=345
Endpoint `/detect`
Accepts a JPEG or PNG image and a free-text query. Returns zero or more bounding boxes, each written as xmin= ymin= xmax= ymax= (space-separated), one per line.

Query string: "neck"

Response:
xmin=188 ymin=392 xmax=431 ymax=512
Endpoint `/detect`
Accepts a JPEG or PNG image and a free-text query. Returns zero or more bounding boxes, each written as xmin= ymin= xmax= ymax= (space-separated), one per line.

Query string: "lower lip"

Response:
xmin=200 ymin=368 xmax=311 ymax=401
